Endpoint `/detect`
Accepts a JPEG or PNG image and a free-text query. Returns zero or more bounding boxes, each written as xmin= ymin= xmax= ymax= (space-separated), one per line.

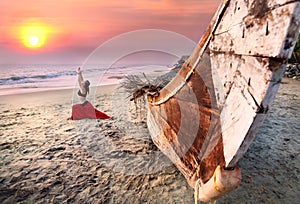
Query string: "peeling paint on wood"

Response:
xmin=211 ymin=0 xmax=300 ymax=58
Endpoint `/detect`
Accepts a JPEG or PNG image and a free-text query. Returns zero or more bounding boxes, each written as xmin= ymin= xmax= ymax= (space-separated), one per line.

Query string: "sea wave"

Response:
xmin=0 ymin=71 xmax=77 ymax=86
xmin=0 ymin=64 xmax=172 ymax=96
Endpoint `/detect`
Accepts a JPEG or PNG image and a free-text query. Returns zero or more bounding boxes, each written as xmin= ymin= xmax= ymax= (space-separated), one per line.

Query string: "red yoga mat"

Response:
xmin=69 ymin=101 xmax=110 ymax=120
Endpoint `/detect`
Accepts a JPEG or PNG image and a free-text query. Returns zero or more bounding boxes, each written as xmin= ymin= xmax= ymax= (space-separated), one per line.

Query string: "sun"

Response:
xmin=20 ymin=23 xmax=49 ymax=49
xmin=29 ymin=35 xmax=39 ymax=46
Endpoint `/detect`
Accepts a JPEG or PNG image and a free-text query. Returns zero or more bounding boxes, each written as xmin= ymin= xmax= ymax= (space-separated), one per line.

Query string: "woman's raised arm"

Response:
xmin=77 ymin=67 xmax=85 ymax=92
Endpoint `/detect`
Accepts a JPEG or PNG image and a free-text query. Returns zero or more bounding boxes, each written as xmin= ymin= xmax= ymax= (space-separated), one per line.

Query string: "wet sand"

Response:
xmin=0 ymin=79 xmax=299 ymax=203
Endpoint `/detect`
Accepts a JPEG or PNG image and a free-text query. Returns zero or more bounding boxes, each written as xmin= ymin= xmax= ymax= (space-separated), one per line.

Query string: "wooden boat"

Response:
xmin=146 ymin=0 xmax=300 ymax=202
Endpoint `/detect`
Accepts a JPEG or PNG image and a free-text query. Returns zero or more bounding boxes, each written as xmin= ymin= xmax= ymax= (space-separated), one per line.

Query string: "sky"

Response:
xmin=0 ymin=0 xmax=220 ymax=64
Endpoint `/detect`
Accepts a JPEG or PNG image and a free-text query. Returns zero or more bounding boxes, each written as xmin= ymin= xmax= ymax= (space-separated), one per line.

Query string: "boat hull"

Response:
xmin=147 ymin=0 xmax=300 ymax=190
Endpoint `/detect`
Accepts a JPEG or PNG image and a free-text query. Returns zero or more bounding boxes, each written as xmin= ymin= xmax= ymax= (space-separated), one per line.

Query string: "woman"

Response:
xmin=69 ymin=67 xmax=110 ymax=120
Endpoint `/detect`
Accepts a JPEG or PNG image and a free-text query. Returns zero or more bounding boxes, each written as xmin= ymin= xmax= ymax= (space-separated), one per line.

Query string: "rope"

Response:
xmin=194 ymin=178 xmax=202 ymax=204
xmin=149 ymin=0 xmax=231 ymax=106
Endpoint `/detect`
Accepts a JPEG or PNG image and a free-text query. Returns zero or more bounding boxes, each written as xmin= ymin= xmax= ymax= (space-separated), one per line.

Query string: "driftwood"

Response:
xmin=146 ymin=0 xmax=300 ymax=196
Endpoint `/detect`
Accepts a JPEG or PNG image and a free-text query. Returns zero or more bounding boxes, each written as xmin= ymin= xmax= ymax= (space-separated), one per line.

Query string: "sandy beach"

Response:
xmin=0 ymin=78 xmax=299 ymax=203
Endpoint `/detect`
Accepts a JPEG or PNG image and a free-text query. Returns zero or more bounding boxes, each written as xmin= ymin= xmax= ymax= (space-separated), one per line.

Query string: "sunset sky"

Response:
xmin=0 ymin=0 xmax=220 ymax=64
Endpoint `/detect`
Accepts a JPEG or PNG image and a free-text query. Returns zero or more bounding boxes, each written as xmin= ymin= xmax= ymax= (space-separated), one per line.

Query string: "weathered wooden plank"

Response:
xmin=226 ymin=62 xmax=285 ymax=167
xmin=209 ymin=54 xmax=279 ymax=166
xmin=210 ymin=0 xmax=300 ymax=58
xmin=148 ymin=51 xmax=226 ymax=187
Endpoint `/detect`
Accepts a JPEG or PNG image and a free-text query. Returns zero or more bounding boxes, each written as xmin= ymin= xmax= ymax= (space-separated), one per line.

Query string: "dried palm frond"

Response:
xmin=119 ymin=56 xmax=189 ymax=102
xmin=119 ymin=73 xmax=161 ymax=103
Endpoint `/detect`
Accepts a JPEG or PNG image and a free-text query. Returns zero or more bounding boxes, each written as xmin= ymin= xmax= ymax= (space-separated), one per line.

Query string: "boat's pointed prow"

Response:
xmin=194 ymin=166 xmax=241 ymax=202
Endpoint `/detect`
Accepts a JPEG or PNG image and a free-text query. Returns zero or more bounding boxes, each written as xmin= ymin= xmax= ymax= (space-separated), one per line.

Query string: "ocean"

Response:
xmin=0 ymin=64 xmax=173 ymax=96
